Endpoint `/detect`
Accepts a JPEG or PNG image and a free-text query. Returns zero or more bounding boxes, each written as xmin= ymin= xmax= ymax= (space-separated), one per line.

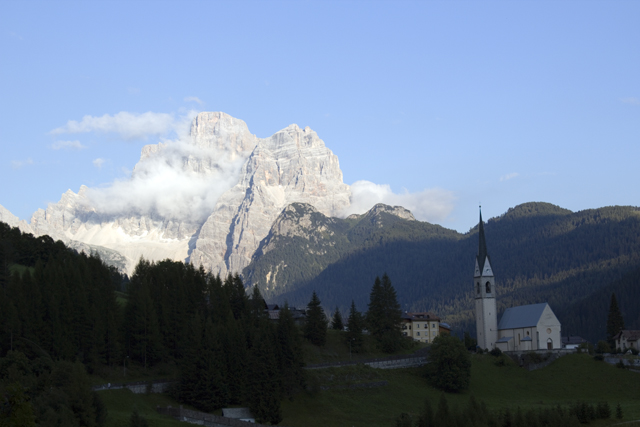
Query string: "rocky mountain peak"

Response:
xmin=189 ymin=120 xmax=351 ymax=276
xmin=368 ymin=203 xmax=416 ymax=220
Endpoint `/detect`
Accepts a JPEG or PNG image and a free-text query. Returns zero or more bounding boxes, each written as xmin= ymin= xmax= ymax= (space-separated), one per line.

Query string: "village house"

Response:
xmin=614 ymin=330 xmax=640 ymax=351
xmin=401 ymin=312 xmax=442 ymax=343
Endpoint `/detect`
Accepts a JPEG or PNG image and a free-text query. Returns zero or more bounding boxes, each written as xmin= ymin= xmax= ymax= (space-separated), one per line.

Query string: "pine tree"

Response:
xmin=303 ymin=291 xmax=328 ymax=346
xmin=607 ymin=293 xmax=625 ymax=349
xmin=330 ymin=307 xmax=344 ymax=330
xmin=346 ymin=300 xmax=364 ymax=353
xmin=276 ymin=302 xmax=305 ymax=398
xmin=246 ymin=326 xmax=282 ymax=424
xmin=366 ymin=274 xmax=404 ymax=352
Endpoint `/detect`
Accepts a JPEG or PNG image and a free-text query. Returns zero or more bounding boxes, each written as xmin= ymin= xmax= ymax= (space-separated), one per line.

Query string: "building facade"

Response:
xmin=402 ymin=312 xmax=441 ymax=343
xmin=614 ymin=330 xmax=640 ymax=351
xmin=474 ymin=208 xmax=561 ymax=352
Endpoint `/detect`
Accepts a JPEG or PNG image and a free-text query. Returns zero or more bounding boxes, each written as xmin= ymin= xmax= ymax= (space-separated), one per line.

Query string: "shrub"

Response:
xmin=593 ymin=354 xmax=604 ymax=361
xmin=595 ymin=340 xmax=611 ymax=354
xmin=425 ymin=335 xmax=471 ymax=393
xmin=489 ymin=347 xmax=502 ymax=357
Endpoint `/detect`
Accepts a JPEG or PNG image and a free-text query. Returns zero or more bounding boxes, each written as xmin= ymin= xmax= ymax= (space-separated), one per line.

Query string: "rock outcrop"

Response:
xmin=0 ymin=204 xmax=32 ymax=234
xmin=190 ymin=124 xmax=351 ymax=275
xmin=9 ymin=112 xmax=352 ymax=277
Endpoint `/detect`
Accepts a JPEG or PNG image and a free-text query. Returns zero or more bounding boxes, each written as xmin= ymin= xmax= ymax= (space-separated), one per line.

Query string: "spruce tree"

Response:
xmin=303 ymin=291 xmax=328 ymax=346
xmin=276 ymin=302 xmax=305 ymax=398
xmin=346 ymin=300 xmax=364 ymax=353
xmin=607 ymin=293 xmax=625 ymax=349
xmin=366 ymin=274 xmax=404 ymax=352
xmin=330 ymin=307 xmax=344 ymax=330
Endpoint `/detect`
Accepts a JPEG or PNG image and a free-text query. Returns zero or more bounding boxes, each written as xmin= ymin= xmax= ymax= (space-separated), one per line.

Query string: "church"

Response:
xmin=474 ymin=209 xmax=562 ymax=352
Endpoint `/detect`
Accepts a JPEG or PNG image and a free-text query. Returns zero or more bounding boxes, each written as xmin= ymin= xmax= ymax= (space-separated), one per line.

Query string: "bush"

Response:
xmin=593 ymin=354 xmax=604 ymax=361
xmin=489 ymin=347 xmax=502 ymax=357
xmin=631 ymin=347 xmax=639 ymax=356
xmin=595 ymin=340 xmax=611 ymax=354
xmin=425 ymin=335 xmax=471 ymax=393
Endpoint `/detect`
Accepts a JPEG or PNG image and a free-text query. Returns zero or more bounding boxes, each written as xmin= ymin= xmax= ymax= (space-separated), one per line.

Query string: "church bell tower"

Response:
xmin=474 ymin=208 xmax=498 ymax=350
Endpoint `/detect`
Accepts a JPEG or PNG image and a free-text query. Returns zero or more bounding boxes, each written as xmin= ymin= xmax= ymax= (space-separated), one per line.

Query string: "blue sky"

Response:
xmin=1 ymin=0 xmax=638 ymax=232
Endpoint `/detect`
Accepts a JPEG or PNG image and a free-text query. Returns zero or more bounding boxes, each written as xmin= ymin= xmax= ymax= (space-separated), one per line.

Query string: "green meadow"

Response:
xmin=280 ymin=354 xmax=640 ymax=427
xmin=100 ymin=353 xmax=640 ymax=427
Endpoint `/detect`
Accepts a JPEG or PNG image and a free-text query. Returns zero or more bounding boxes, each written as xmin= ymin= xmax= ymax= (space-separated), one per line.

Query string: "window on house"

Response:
xmin=417 ymin=332 xmax=420 ymax=336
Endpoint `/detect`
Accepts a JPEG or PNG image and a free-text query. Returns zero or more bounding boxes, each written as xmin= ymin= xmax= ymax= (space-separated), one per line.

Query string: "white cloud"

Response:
xmin=500 ymin=172 xmax=519 ymax=182
xmin=93 ymin=158 xmax=106 ymax=169
xmin=184 ymin=96 xmax=204 ymax=105
xmin=11 ymin=158 xmax=33 ymax=169
xmin=84 ymin=132 xmax=250 ymax=223
xmin=50 ymin=111 xmax=197 ymax=141
xmin=51 ymin=140 xmax=86 ymax=150
xmin=340 ymin=180 xmax=455 ymax=223
xmin=621 ymin=97 xmax=640 ymax=105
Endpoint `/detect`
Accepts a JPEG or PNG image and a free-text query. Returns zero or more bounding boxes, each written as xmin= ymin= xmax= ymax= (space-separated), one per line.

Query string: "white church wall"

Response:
xmin=536 ymin=305 xmax=562 ymax=350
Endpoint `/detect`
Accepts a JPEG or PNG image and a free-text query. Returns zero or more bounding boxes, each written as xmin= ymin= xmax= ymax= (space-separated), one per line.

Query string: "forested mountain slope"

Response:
xmin=254 ymin=202 xmax=640 ymax=342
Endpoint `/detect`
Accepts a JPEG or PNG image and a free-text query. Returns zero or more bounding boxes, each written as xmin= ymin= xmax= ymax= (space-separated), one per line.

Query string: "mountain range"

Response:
xmin=0 ymin=112 xmax=350 ymax=276
xmin=2 ymin=112 xmax=639 ymax=343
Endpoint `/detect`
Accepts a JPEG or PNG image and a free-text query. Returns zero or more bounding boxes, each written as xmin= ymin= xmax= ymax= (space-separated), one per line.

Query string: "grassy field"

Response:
xmin=99 ymin=389 xmax=193 ymax=427
xmin=97 ymin=335 xmax=640 ymax=427
xmin=280 ymin=353 xmax=640 ymax=427
xmin=302 ymin=329 xmax=423 ymax=365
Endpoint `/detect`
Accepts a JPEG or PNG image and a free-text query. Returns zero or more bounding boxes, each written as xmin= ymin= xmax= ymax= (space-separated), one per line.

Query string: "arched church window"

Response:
xmin=476 ymin=283 xmax=480 ymax=294
xmin=485 ymin=281 xmax=491 ymax=293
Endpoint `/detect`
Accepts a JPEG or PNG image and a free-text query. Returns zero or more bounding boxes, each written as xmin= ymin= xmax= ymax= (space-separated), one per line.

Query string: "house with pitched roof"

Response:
xmin=401 ymin=312 xmax=442 ymax=343
xmin=614 ymin=330 xmax=640 ymax=351
xmin=474 ymin=208 xmax=562 ymax=352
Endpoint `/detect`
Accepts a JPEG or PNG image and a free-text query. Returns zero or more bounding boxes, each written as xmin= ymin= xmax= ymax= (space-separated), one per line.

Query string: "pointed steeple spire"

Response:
xmin=477 ymin=206 xmax=489 ymax=269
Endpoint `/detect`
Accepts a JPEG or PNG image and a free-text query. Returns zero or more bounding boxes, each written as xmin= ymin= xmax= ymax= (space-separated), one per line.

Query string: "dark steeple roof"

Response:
xmin=477 ymin=207 xmax=490 ymax=269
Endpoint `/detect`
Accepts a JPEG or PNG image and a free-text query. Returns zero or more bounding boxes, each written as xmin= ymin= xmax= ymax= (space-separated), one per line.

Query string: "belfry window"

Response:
xmin=485 ymin=282 xmax=491 ymax=293
xmin=476 ymin=283 xmax=480 ymax=295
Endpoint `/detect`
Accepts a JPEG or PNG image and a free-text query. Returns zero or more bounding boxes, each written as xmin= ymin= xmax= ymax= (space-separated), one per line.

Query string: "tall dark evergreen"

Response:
xmin=607 ymin=293 xmax=625 ymax=348
xmin=124 ymin=265 xmax=164 ymax=368
xmin=366 ymin=274 xmax=404 ymax=352
xmin=246 ymin=327 xmax=282 ymax=425
xmin=346 ymin=300 xmax=364 ymax=353
xmin=303 ymin=291 xmax=328 ymax=346
xmin=330 ymin=307 xmax=344 ymax=330
xmin=226 ymin=274 xmax=248 ymax=320
xmin=276 ymin=302 xmax=305 ymax=398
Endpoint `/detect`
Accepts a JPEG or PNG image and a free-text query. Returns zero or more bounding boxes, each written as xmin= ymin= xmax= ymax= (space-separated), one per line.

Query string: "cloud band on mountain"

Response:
xmin=84 ymin=137 xmax=248 ymax=223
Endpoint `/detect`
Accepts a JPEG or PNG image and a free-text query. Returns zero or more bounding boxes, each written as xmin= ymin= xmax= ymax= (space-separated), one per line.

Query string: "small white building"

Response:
xmin=614 ymin=330 xmax=640 ymax=351
xmin=495 ymin=303 xmax=562 ymax=352
xmin=401 ymin=312 xmax=442 ymax=343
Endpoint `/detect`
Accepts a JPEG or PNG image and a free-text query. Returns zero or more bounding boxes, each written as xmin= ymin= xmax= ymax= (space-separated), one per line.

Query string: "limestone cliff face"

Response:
xmin=26 ymin=112 xmax=261 ymax=273
xmin=15 ymin=112 xmax=352 ymax=277
xmin=0 ymin=204 xmax=32 ymax=234
xmin=190 ymin=124 xmax=351 ymax=276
